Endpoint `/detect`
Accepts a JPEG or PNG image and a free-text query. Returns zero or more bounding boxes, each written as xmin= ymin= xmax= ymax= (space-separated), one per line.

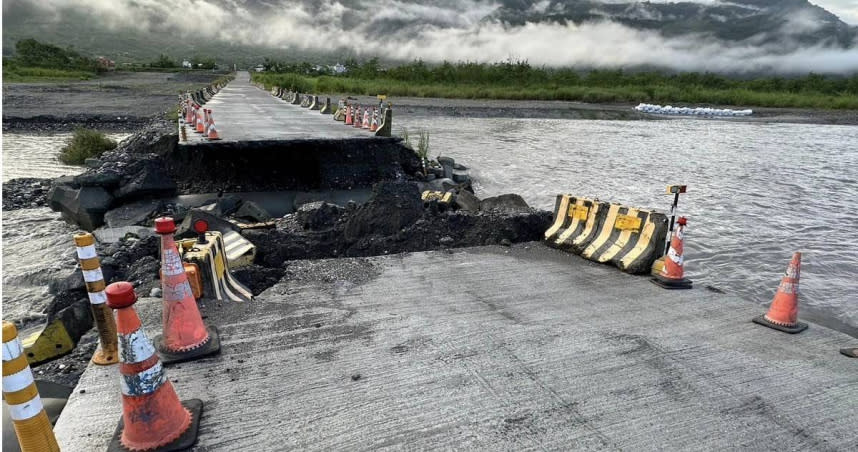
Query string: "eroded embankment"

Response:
xmin=168 ymin=138 xmax=422 ymax=193
xmin=4 ymin=115 xmax=552 ymax=387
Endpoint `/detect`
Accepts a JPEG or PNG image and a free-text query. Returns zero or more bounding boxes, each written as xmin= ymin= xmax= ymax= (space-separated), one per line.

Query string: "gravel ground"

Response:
xmin=4 ymin=71 xmax=855 ymax=130
xmin=2 ymin=71 xmax=224 ymax=131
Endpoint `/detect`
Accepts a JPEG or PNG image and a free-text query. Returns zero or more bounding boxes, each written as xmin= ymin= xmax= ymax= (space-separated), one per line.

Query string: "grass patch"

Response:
xmin=165 ymin=104 xmax=180 ymax=121
xmin=58 ymin=128 xmax=117 ymax=165
xmin=3 ymin=66 xmax=95 ymax=82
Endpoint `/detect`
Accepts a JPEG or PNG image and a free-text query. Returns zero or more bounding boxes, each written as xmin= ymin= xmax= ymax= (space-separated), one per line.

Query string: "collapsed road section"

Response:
xmin=23 ymin=71 xmax=550 ymax=379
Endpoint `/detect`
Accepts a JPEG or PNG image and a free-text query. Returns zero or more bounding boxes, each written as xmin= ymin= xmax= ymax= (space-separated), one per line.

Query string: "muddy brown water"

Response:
xmin=3 ymin=118 xmax=857 ymax=339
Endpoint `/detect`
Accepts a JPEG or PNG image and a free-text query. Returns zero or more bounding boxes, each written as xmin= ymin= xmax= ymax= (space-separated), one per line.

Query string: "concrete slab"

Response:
xmin=181 ymin=72 xmax=378 ymax=144
xmin=54 ymin=244 xmax=858 ymax=451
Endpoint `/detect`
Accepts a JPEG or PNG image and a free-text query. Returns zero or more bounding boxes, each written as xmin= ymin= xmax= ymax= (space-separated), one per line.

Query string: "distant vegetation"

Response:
xmin=253 ymin=59 xmax=858 ymax=110
xmin=58 ymin=129 xmax=117 ymax=165
xmin=3 ymin=38 xmax=102 ymax=81
xmin=4 ymin=39 xmax=223 ymax=81
xmin=150 ymin=54 xmax=179 ymax=68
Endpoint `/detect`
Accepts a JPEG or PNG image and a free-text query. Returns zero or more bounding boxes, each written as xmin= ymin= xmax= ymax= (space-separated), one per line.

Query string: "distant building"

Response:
xmin=182 ymin=60 xmax=192 ymax=68
xmin=254 ymin=65 xmax=265 ymax=72
xmin=333 ymin=63 xmax=346 ymax=74
xmin=96 ymin=57 xmax=115 ymax=71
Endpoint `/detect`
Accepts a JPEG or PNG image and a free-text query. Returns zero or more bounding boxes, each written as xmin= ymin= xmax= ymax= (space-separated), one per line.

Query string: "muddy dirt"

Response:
xmin=2 ymin=71 xmax=225 ymax=131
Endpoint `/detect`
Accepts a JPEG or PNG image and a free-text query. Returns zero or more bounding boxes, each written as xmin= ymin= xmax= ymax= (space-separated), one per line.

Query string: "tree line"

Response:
xmin=261 ymin=57 xmax=858 ymax=97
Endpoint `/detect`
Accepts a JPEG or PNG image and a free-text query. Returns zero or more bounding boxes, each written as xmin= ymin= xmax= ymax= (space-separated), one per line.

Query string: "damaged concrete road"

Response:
xmin=55 ymin=244 xmax=858 ymax=451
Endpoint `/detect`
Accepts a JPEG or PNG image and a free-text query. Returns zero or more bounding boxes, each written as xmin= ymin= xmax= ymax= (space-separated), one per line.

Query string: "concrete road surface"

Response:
xmin=184 ymin=72 xmax=378 ymax=143
xmin=54 ymin=244 xmax=858 ymax=451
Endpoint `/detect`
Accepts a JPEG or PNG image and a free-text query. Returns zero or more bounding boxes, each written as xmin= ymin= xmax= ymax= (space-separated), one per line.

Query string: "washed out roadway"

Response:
xmin=183 ymin=71 xmax=377 ymax=143
xmin=55 ymin=244 xmax=857 ymax=450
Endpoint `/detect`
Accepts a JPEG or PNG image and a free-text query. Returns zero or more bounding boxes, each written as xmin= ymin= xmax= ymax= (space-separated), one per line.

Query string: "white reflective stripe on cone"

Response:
xmin=76 ymin=244 xmax=97 ymax=260
xmin=82 ymin=268 xmax=105 ymax=283
xmin=7 ymin=395 xmax=43 ymax=421
xmin=162 ymin=249 xmax=185 ymax=276
xmin=3 ymin=367 xmax=35 ymax=393
xmin=119 ymin=329 xmax=156 ymax=364
xmin=88 ymin=290 xmax=108 ymax=305
xmin=120 ymin=362 xmax=166 ymax=396
xmin=2 ymin=337 xmax=24 ymax=361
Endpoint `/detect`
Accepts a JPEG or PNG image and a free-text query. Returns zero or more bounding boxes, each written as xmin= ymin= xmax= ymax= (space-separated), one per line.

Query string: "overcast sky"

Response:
xmin=814 ymin=0 xmax=858 ymax=24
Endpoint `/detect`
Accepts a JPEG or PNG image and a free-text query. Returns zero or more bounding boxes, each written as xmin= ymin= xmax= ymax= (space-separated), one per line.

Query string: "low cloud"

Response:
xmin=15 ymin=0 xmax=858 ymax=74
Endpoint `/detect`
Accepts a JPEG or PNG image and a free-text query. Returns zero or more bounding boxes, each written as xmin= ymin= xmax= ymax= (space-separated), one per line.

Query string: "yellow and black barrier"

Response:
xmin=421 ymin=191 xmax=454 ymax=204
xmin=580 ymin=204 xmax=668 ymax=274
xmin=544 ymin=194 xmax=572 ymax=243
xmin=545 ymin=196 xmax=668 ymax=275
xmin=545 ymin=195 xmax=606 ymax=254
xmin=181 ymin=231 xmax=253 ymax=303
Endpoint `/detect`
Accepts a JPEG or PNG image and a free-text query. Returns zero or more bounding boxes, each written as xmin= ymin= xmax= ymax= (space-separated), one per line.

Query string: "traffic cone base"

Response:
xmin=753 ymin=252 xmax=805 ymax=334
xmin=154 ymin=326 xmax=221 ymax=365
xmin=752 ymin=315 xmax=808 ymax=334
xmin=650 ymin=274 xmax=693 ymax=290
xmin=840 ymin=348 xmax=858 ymax=358
xmin=652 ymin=217 xmax=692 ymax=290
xmin=108 ymin=398 xmax=203 ymax=452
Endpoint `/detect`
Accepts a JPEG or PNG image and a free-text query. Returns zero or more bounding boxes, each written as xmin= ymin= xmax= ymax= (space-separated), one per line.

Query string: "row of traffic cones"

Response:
xmin=180 ymin=96 xmax=221 ymax=141
xmin=651 ymin=217 xmax=856 ymax=352
xmin=102 ymin=217 xmax=216 ymax=451
xmin=266 ymin=87 xmax=393 ymax=137
xmin=4 ymin=217 xmax=219 ymax=451
xmin=342 ymin=103 xmax=382 ymax=132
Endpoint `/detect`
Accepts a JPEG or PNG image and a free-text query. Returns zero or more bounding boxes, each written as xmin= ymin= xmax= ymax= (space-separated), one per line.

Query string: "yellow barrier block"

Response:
xmin=569 ymin=204 xmax=589 ymax=221
xmin=21 ymin=320 xmax=75 ymax=365
xmin=544 ymin=195 xmax=572 ymax=242
xmin=421 ymin=191 xmax=453 ymax=204
xmin=183 ymin=231 xmax=253 ymax=302
xmin=614 ymin=214 xmax=642 ymax=231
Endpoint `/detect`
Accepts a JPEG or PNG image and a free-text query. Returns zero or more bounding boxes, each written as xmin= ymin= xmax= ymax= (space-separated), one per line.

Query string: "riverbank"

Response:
xmin=4 ymin=70 xmax=857 ymax=131
xmin=340 ymin=95 xmax=858 ymax=125
xmin=2 ymin=71 xmax=225 ymax=132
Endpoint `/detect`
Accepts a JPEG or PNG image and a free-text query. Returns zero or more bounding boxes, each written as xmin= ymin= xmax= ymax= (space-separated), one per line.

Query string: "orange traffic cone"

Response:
xmin=354 ymin=107 xmax=365 ymax=128
xmin=204 ymin=109 xmax=212 ymax=133
xmin=206 ymin=120 xmax=221 ymax=140
xmin=651 ymin=217 xmax=692 ymax=289
xmin=153 ymin=217 xmax=221 ymax=363
xmin=184 ymin=101 xmax=194 ymax=123
xmin=105 ymin=282 xmax=203 ymax=452
xmin=345 ymin=105 xmax=353 ymax=125
xmin=370 ymin=108 xmax=379 ymax=132
xmin=361 ymin=108 xmax=371 ymax=129
xmin=194 ymin=108 xmax=204 ymax=134
xmin=753 ymin=252 xmax=808 ymax=334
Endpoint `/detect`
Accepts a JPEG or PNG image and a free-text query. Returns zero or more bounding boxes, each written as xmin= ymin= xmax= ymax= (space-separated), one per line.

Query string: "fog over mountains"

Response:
xmin=4 ymin=0 xmax=858 ymax=73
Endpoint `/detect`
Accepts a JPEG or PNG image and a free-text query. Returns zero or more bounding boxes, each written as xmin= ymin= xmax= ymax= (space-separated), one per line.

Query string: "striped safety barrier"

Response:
xmin=545 ymin=195 xmax=668 ymax=275
xmin=580 ymin=204 xmax=668 ymax=274
xmin=73 ymin=232 xmax=119 ymax=365
xmin=2 ymin=322 xmax=61 ymax=452
xmin=182 ymin=231 xmax=254 ymax=303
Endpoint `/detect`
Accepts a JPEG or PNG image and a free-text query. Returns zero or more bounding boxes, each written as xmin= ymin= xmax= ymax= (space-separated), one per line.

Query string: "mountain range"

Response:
xmin=3 ymin=0 xmax=856 ymax=72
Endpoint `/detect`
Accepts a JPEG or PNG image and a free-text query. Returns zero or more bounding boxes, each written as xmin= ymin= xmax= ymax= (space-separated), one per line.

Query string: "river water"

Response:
xmin=2 ymin=122 xmax=857 ymax=337
xmin=396 ymin=116 xmax=858 ymax=337
xmin=2 ymin=133 xmax=129 ymax=322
